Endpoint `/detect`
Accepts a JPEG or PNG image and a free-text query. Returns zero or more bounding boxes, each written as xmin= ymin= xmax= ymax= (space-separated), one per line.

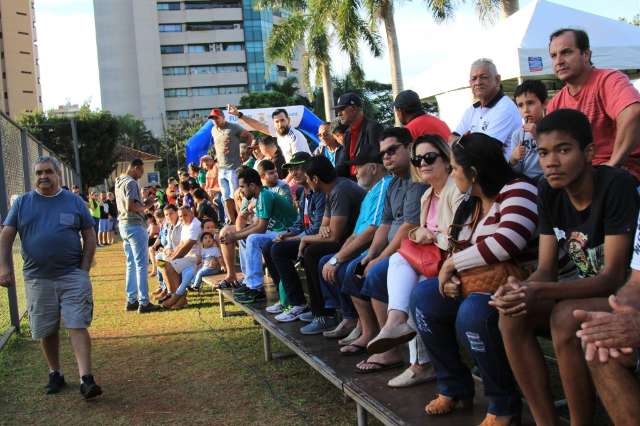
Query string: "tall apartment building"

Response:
xmin=0 ymin=0 xmax=42 ymax=119
xmin=94 ymin=0 xmax=301 ymax=136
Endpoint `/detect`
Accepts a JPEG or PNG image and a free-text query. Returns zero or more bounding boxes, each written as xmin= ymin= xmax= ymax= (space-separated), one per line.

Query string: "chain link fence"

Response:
xmin=0 ymin=111 xmax=80 ymax=350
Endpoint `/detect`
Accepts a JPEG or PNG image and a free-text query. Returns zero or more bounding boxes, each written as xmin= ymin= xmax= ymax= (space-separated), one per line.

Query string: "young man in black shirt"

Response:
xmin=492 ymin=109 xmax=640 ymax=426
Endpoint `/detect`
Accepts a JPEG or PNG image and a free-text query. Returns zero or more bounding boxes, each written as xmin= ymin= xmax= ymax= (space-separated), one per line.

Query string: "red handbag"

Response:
xmin=397 ymin=193 xmax=443 ymax=277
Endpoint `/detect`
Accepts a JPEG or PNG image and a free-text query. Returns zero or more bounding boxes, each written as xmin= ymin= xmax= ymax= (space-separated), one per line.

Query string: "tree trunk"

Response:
xmin=321 ymin=62 xmax=334 ymax=121
xmin=381 ymin=0 xmax=402 ymax=125
xmin=500 ymin=0 xmax=519 ymax=18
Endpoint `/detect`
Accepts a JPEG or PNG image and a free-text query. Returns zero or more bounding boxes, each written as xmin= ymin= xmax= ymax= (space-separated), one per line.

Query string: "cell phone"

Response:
xmin=354 ymin=262 xmax=366 ymax=277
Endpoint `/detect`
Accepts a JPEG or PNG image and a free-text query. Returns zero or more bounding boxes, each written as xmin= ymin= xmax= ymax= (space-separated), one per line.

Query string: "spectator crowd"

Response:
xmin=2 ymin=27 xmax=640 ymax=424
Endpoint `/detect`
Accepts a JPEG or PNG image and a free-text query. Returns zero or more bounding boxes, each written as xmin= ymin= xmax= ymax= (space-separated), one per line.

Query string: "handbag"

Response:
xmin=448 ymin=202 xmax=528 ymax=297
xmin=398 ymin=193 xmax=443 ymax=277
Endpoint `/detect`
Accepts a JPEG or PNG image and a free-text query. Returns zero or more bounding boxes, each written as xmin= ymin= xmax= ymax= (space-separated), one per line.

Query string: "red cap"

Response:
xmin=208 ymin=108 xmax=224 ymax=118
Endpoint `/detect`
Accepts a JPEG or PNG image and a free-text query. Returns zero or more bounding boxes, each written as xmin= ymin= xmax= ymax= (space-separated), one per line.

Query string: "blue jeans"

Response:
xmin=243 ymin=231 xmax=278 ymax=290
xmin=410 ymin=278 xmax=521 ymax=417
xmin=176 ymin=266 xmax=196 ymax=296
xmin=192 ymin=265 xmax=219 ymax=288
xmin=119 ymin=224 xmax=149 ymax=305
xmin=361 ymin=256 xmax=390 ymax=303
xmin=341 ymin=253 xmax=368 ymax=300
xmin=318 ymin=253 xmax=359 ymax=320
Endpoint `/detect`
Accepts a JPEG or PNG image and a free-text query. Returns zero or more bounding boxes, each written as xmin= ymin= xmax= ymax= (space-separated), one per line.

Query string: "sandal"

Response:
xmin=354 ymin=360 xmax=404 ymax=374
xmin=339 ymin=344 xmax=366 ymax=356
xmin=216 ymin=279 xmax=235 ymax=289
xmin=425 ymin=394 xmax=473 ymax=415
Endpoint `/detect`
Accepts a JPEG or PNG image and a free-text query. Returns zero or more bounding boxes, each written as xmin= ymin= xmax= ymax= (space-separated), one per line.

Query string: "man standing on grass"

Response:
xmin=0 ymin=157 xmax=102 ymax=399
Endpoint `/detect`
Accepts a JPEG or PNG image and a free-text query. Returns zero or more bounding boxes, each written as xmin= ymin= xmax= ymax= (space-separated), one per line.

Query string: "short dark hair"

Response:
xmin=237 ymin=166 xmax=262 ymax=187
xmin=303 ymin=155 xmax=337 ymax=184
xmin=257 ymin=159 xmax=276 ymax=175
xmin=179 ymin=181 xmax=191 ymax=191
xmin=380 ymin=127 xmax=412 ymax=146
xmin=332 ymin=122 xmax=348 ymax=135
xmin=259 ymin=136 xmax=277 ymax=146
xmin=271 ymin=108 xmax=289 ymax=119
xmin=188 ymin=162 xmax=199 ymax=172
xmin=513 ymin=80 xmax=548 ymax=104
xmin=201 ymin=218 xmax=215 ymax=229
xmin=193 ymin=187 xmax=208 ymax=200
xmin=537 ymin=109 xmax=593 ymax=150
xmin=130 ymin=158 xmax=144 ymax=167
xmin=200 ymin=231 xmax=214 ymax=242
xmin=549 ymin=28 xmax=590 ymax=53
xmin=163 ymin=204 xmax=178 ymax=212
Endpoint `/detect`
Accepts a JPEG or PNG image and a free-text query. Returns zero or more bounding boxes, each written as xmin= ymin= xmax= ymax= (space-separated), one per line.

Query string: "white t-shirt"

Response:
xmin=454 ymin=93 xmax=521 ymax=144
xmin=202 ymin=246 xmax=221 ymax=260
xmin=271 ymin=127 xmax=310 ymax=162
xmin=180 ymin=217 xmax=202 ymax=257
xmin=630 ymin=212 xmax=640 ymax=271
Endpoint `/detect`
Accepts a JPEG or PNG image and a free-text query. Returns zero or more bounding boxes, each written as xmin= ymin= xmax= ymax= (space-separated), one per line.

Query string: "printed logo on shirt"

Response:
xmin=565 ymin=231 xmax=604 ymax=278
xmin=634 ymin=218 xmax=640 ymax=257
xmin=553 ymin=227 xmax=566 ymax=241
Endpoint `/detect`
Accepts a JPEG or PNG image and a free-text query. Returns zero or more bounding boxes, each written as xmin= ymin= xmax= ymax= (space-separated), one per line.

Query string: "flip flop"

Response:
xmin=354 ymin=360 xmax=404 ymax=374
xmin=339 ymin=344 xmax=366 ymax=356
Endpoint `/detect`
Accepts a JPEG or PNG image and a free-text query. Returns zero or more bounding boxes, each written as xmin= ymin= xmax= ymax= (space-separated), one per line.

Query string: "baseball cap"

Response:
xmin=283 ymin=152 xmax=312 ymax=170
xmin=393 ymin=90 xmax=422 ymax=112
xmin=345 ymin=147 xmax=382 ymax=166
xmin=208 ymin=108 xmax=224 ymax=119
xmin=333 ymin=92 xmax=362 ymax=110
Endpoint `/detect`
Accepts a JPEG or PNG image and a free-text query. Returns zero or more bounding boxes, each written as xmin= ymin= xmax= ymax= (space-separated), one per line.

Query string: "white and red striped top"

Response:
xmin=452 ymin=179 xmax=538 ymax=272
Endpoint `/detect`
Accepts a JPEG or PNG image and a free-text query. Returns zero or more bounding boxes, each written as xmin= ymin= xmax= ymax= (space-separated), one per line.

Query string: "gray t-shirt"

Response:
xmin=115 ymin=175 xmax=145 ymax=226
xmin=3 ymin=189 xmax=94 ymax=278
xmin=381 ymin=176 xmax=427 ymax=242
xmin=505 ymin=127 xmax=543 ymax=180
xmin=324 ymin=177 xmax=366 ymax=239
xmin=211 ymin=121 xmax=244 ymax=169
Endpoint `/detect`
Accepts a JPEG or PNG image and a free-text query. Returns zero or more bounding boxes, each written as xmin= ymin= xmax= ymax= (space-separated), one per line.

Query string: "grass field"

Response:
xmin=0 ymin=244 xmax=366 ymax=426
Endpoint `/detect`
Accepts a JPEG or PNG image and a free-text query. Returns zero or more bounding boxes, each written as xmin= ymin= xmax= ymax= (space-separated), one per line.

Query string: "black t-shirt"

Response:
xmin=107 ymin=200 xmax=117 ymax=217
xmin=323 ymin=177 xmax=366 ymax=241
xmin=538 ymin=166 xmax=639 ymax=278
xmin=99 ymin=201 xmax=110 ymax=219
xmin=197 ymin=200 xmax=219 ymax=225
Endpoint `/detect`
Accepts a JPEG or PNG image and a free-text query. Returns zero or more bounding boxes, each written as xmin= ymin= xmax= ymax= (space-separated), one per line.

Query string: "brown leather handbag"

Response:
xmin=449 ymin=203 xmax=528 ymax=297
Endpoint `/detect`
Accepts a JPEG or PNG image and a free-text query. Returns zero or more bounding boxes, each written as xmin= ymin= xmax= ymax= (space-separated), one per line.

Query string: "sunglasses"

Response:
xmin=411 ymin=152 xmax=441 ymax=167
xmin=380 ymin=144 xmax=404 ymax=157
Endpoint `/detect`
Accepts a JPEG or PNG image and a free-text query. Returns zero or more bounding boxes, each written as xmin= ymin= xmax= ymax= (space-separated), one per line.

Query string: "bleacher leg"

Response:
xmin=218 ymin=290 xmax=226 ymax=318
xmin=262 ymin=328 xmax=272 ymax=362
xmin=356 ymin=404 xmax=368 ymax=426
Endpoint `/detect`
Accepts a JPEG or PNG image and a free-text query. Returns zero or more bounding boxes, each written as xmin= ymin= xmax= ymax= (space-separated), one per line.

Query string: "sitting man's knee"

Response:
xmin=498 ymin=312 xmax=530 ymax=337
xmin=550 ymin=300 xmax=581 ymax=345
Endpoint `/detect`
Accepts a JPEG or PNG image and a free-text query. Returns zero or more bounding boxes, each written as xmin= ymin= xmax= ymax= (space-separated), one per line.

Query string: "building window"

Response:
xmin=157 ymin=2 xmax=181 ymax=10
xmin=184 ymin=1 xmax=241 ymax=9
xmin=187 ymin=44 xmax=210 ymax=53
xmin=19 ymin=51 xmax=31 ymax=55
xmin=159 ymin=23 xmax=182 ymax=32
xmin=160 ymin=45 xmax=184 ymax=54
xmin=163 ymin=66 xmax=187 ymax=76
xmin=190 ymin=64 xmax=245 ymax=74
xmin=192 ymin=109 xmax=213 ymax=118
xmin=191 ymin=85 xmax=246 ymax=96
xmin=18 ymin=31 xmax=29 ymax=36
xmin=214 ymin=42 xmax=244 ymax=51
xmin=164 ymin=88 xmax=188 ymax=97
xmin=20 ymin=70 xmax=32 ymax=74
xmin=185 ymin=22 xmax=241 ymax=31
xmin=23 ymin=90 xmax=34 ymax=94
xmin=167 ymin=110 xmax=190 ymax=120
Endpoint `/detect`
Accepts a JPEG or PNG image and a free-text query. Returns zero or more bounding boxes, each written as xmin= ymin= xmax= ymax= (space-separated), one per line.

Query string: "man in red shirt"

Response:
xmin=334 ymin=93 xmax=383 ymax=178
xmin=547 ymin=28 xmax=640 ymax=180
xmin=393 ymin=90 xmax=451 ymax=141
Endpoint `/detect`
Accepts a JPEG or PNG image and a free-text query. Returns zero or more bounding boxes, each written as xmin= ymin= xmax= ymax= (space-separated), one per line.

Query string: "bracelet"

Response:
xmin=238 ymin=112 xmax=244 ymax=119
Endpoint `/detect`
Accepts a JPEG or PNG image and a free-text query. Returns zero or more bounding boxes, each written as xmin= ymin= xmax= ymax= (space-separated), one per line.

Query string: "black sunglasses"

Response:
xmin=380 ymin=144 xmax=404 ymax=157
xmin=411 ymin=152 xmax=441 ymax=167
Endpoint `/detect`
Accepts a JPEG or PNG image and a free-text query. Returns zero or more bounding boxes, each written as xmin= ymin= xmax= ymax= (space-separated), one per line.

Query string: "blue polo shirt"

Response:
xmin=3 ymin=189 xmax=95 ymax=279
xmin=353 ymin=175 xmax=392 ymax=235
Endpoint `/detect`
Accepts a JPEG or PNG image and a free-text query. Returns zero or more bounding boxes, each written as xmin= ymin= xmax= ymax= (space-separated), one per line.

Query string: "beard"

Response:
xmin=276 ymin=126 xmax=289 ymax=136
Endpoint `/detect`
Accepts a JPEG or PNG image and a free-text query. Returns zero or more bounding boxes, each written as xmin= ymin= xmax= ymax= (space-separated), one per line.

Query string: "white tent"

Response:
xmin=412 ymin=0 xmax=640 ymax=127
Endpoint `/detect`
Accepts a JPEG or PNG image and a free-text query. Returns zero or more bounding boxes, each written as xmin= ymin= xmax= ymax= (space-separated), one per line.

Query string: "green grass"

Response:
xmin=0 ymin=245 xmax=363 ymax=425
xmin=0 ymin=242 xmax=26 ymax=334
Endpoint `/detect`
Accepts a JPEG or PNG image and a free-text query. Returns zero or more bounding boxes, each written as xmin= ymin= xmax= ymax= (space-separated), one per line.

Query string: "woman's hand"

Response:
xmin=442 ymin=275 xmax=461 ymax=298
xmin=409 ymin=227 xmax=435 ymax=245
xmin=438 ymin=258 xmax=457 ymax=296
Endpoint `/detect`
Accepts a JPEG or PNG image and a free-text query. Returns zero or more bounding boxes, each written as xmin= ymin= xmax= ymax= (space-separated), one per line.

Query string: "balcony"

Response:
xmin=164 ymin=93 xmax=245 ymax=111
xmin=162 ymin=72 xmax=248 ymax=89
xmin=159 ymin=28 xmax=244 ymax=45
xmin=161 ymin=50 xmax=246 ymax=67
xmin=157 ymin=8 xmax=242 ymax=23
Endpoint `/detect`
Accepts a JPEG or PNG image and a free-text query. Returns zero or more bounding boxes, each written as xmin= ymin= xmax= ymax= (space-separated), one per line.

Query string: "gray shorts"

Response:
xmin=24 ymin=268 xmax=93 ymax=340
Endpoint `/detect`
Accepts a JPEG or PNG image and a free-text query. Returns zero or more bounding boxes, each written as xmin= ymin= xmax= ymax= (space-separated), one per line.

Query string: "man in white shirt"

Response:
xmin=160 ymin=206 xmax=201 ymax=308
xmin=451 ymin=58 xmax=521 ymax=144
xmin=227 ymin=104 xmax=311 ymax=162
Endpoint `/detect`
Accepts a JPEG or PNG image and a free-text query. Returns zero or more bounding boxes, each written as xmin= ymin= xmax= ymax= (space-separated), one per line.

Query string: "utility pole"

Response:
xmin=70 ymin=118 xmax=82 ymax=189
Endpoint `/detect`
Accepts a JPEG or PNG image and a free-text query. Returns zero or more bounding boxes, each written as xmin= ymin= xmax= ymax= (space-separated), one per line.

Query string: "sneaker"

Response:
xmin=265 ymin=302 xmax=284 ymax=314
xmin=45 ymin=371 xmax=66 ymax=394
xmin=300 ymin=316 xmax=338 ymax=335
xmin=138 ymin=302 xmax=161 ymax=313
xmin=298 ymin=311 xmax=314 ymax=322
xmin=235 ymin=288 xmax=266 ymax=304
xmin=125 ymin=301 xmax=139 ymax=311
xmin=232 ymin=284 xmax=250 ymax=296
xmin=275 ymin=305 xmax=308 ymax=322
xmin=80 ymin=374 xmax=103 ymax=399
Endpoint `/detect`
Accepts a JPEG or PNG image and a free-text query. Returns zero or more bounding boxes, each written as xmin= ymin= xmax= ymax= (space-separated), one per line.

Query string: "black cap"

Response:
xmin=333 ymin=92 xmax=362 ymax=110
xmin=345 ymin=147 xmax=382 ymax=166
xmin=393 ymin=90 xmax=423 ymax=112
xmin=283 ymin=151 xmax=312 ymax=169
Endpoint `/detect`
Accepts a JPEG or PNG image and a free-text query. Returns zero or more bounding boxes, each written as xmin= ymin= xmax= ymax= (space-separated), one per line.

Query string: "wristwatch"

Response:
xmin=329 ymin=256 xmax=341 ymax=266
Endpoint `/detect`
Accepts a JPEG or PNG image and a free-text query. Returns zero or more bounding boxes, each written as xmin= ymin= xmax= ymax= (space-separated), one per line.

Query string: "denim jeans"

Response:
xmin=361 ymin=256 xmax=390 ymax=303
xmin=119 ymin=224 xmax=149 ymax=305
xmin=175 ymin=266 xmax=196 ymax=296
xmin=192 ymin=265 xmax=219 ymax=287
xmin=318 ymin=253 xmax=359 ymax=320
xmin=410 ymin=278 xmax=522 ymax=416
xmin=302 ymin=242 xmax=342 ymax=316
xmin=243 ymin=231 xmax=278 ymax=290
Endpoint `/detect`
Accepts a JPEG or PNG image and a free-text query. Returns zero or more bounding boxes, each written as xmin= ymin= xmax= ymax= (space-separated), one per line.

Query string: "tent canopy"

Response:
xmin=413 ymin=0 xmax=640 ymax=99
xmin=185 ymin=105 xmax=323 ymax=167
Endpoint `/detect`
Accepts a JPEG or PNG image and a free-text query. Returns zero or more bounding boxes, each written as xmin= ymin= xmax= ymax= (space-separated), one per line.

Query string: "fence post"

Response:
xmin=0 ymin=125 xmax=8 ymax=220
xmin=20 ymin=129 xmax=31 ymax=190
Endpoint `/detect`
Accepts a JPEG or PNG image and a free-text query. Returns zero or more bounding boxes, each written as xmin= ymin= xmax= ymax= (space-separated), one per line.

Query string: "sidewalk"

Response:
xmin=0 ymin=245 xmax=358 ymax=425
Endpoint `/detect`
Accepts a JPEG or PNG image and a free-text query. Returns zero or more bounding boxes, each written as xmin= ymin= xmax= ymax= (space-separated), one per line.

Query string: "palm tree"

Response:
xmin=259 ymin=0 xmax=381 ymax=121
xmin=474 ymin=0 xmax=520 ymax=21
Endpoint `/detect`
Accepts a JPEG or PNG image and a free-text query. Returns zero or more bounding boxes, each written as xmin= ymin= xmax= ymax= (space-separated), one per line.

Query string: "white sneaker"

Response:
xmin=275 ymin=305 xmax=307 ymax=322
xmin=266 ymin=302 xmax=284 ymax=314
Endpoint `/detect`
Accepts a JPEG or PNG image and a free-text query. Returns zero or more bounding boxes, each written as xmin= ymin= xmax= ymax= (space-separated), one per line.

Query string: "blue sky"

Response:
xmin=34 ymin=0 xmax=640 ymax=111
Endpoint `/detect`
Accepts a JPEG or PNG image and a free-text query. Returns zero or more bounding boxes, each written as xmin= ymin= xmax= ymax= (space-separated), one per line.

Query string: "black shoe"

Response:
xmin=235 ymin=288 xmax=266 ymax=304
xmin=138 ymin=302 xmax=161 ymax=313
xmin=45 ymin=371 xmax=66 ymax=394
xmin=80 ymin=375 xmax=102 ymax=399
xmin=125 ymin=301 xmax=139 ymax=311
xmin=232 ymin=284 xmax=250 ymax=296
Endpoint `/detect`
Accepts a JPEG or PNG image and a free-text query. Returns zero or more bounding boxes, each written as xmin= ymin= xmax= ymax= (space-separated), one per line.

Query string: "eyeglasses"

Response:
xmin=380 ymin=144 xmax=404 ymax=157
xmin=411 ymin=152 xmax=441 ymax=167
